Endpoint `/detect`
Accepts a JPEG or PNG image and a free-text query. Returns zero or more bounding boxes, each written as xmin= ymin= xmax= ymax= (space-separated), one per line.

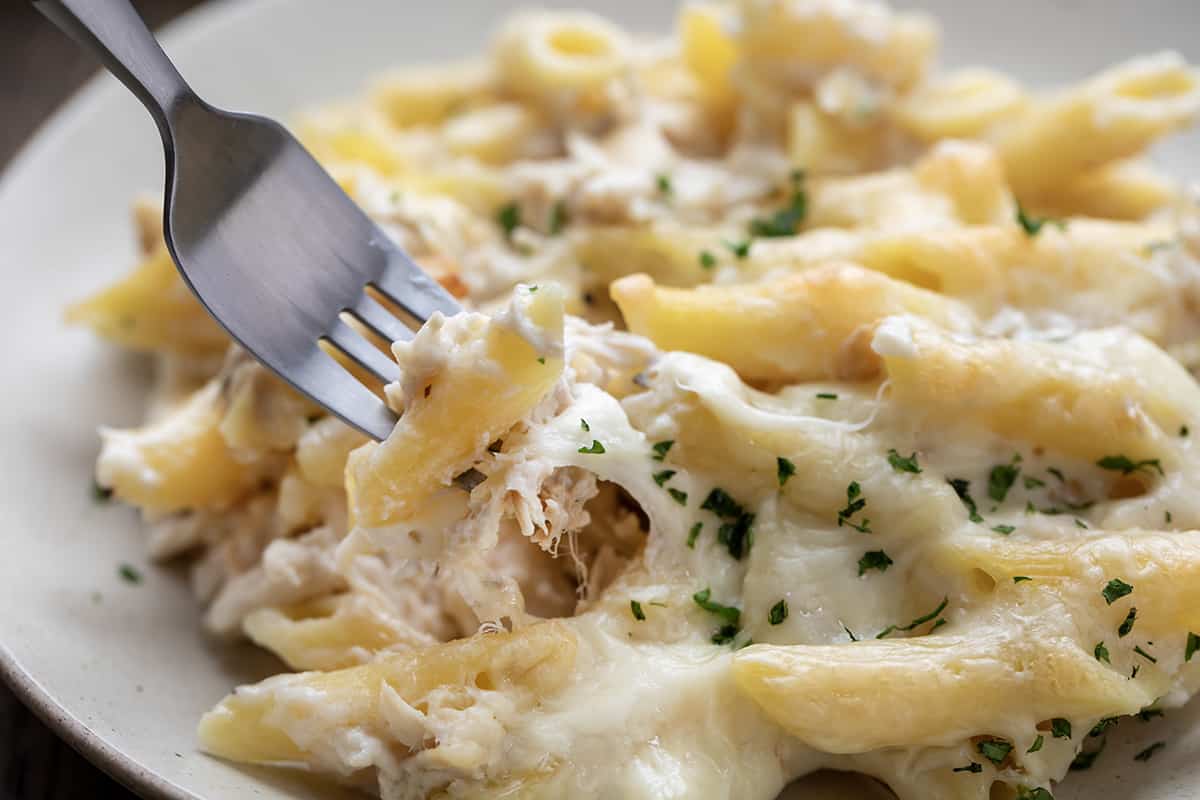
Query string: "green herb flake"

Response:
xmin=723 ymin=239 xmax=752 ymax=259
xmin=1102 ymin=578 xmax=1134 ymax=605
xmin=1138 ymin=708 xmax=1165 ymax=722
xmin=768 ymin=599 xmax=788 ymax=626
xmin=1047 ymin=467 xmax=1067 ymax=483
xmin=1051 ymin=718 xmax=1072 ymax=740
xmin=837 ymin=481 xmax=871 ymax=532
xmin=653 ymin=469 xmax=677 ymax=487
xmin=118 ymin=563 xmax=142 ymax=585
xmin=842 ymin=623 xmax=859 ymax=642
xmin=1013 ymin=576 xmax=1033 ymax=583
xmin=777 ymin=457 xmax=796 ymax=487
xmin=693 ymin=588 xmax=740 ymax=626
xmin=1016 ymin=204 xmax=1065 ymax=237
xmin=1187 ymin=632 xmax=1200 ymax=662
xmin=699 ymin=250 xmax=717 ymax=269
xmin=1096 ymin=455 xmax=1164 ymax=477
xmin=977 ymin=739 xmax=1013 ymax=765
xmin=816 ymin=392 xmax=838 ymax=399
xmin=656 ymin=173 xmax=673 ymax=196
xmin=686 ymin=522 xmax=702 ymax=549
xmin=701 ymin=487 xmax=746 ymax=519
xmin=989 ymin=453 xmax=1022 ymax=502
xmin=1027 ymin=735 xmax=1045 ymax=753
xmin=1181 ymin=425 xmax=1190 ymax=437
xmin=1134 ymin=742 xmax=1166 ymax=762
xmin=952 ymin=762 xmax=983 ymax=774
xmin=668 ymin=488 xmax=688 ymax=506
xmin=1023 ymin=475 xmax=1046 ymax=490
xmin=1134 ymin=645 xmax=1157 ymax=663
xmin=630 ymin=600 xmax=646 ymax=621
xmin=749 ymin=171 xmax=807 ymax=238
xmin=877 ymin=597 xmax=949 ymax=639
xmin=1095 ymin=641 xmax=1111 ymax=663
xmin=1118 ymin=607 xmax=1138 ymax=638
xmin=710 ymin=625 xmax=739 ymax=645
xmin=857 ymin=550 xmax=893 ymax=576
xmin=92 ymin=480 xmax=113 ymax=503
xmin=651 ymin=440 xmax=675 ymax=461
xmin=1070 ymin=738 xmax=1106 ymax=771
xmin=1075 ymin=518 xmax=1089 ymax=529
xmin=580 ymin=419 xmax=590 ymax=432
xmin=537 ymin=357 xmax=546 ymax=364
xmin=716 ymin=514 xmax=754 ymax=559
xmin=887 ymin=449 xmax=922 ymax=474
xmin=948 ymin=478 xmax=984 ymax=523
xmin=1090 ymin=717 xmax=1119 ymax=737
xmin=1166 ymin=510 xmax=1173 ymax=525
xmin=497 ymin=202 xmax=522 ymax=239
xmin=992 ymin=524 xmax=1016 ymax=535
xmin=578 ymin=440 xmax=606 ymax=455
xmin=547 ymin=200 xmax=569 ymax=235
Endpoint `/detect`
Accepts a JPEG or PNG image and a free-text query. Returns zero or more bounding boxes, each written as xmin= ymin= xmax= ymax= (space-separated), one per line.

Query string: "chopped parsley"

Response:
xmin=815 ymin=392 xmax=838 ymax=399
xmin=630 ymin=600 xmax=646 ymax=621
xmin=887 ymin=449 xmax=921 ymax=474
xmin=1075 ymin=518 xmax=1088 ymax=529
xmin=496 ymin=202 xmax=521 ymax=239
xmin=1017 ymin=788 xmax=1054 ymax=800
xmin=1016 ymin=204 xmax=1065 ymax=237
xmin=1096 ymin=455 xmax=1164 ymax=477
xmin=580 ymin=419 xmax=590 ymax=431
xmin=668 ymin=488 xmax=688 ymax=506
xmin=991 ymin=524 xmax=1015 ymax=535
xmin=118 ymin=563 xmax=142 ymax=585
xmin=857 ymin=550 xmax=893 ymax=576
xmin=1070 ymin=737 xmax=1106 ymax=771
xmin=1027 ymin=735 xmax=1044 ymax=753
xmin=877 ymin=597 xmax=948 ymax=639
xmin=842 ymin=623 xmax=859 ymax=642
xmin=653 ymin=469 xmax=677 ymax=487
xmin=1051 ymin=718 xmax=1072 ymax=740
xmin=977 ymin=739 xmax=1012 ymax=765
xmin=1095 ymin=641 xmax=1111 ymax=663
xmin=1138 ymin=708 xmax=1165 ymax=722
xmin=702 ymin=488 xmax=745 ymax=518
xmin=1102 ymin=578 xmax=1133 ymax=605
xmin=699 ymin=250 xmax=717 ymax=269
xmin=693 ymin=589 xmax=740 ymax=623
xmin=723 ymin=238 xmax=752 ymax=259
xmin=1181 ymin=425 xmax=1190 ymax=437
xmin=1013 ymin=576 xmax=1033 ymax=583
xmin=711 ymin=625 xmax=739 ymax=645
xmin=1023 ymin=475 xmax=1046 ymax=490
xmin=656 ymin=173 xmax=673 ymax=196
xmin=537 ymin=357 xmax=546 ymax=364
xmin=686 ymin=522 xmax=702 ymax=548
xmin=1166 ymin=510 xmax=1173 ymax=524
xmin=1134 ymin=742 xmax=1166 ymax=762
xmin=92 ymin=480 xmax=113 ymax=503
xmin=1133 ymin=645 xmax=1157 ymax=663
xmin=1187 ymin=632 xmax=1200 ymax=662
xmin=837 ymin=481 xmax=871 ymax=532
xmin=1118 ymin=607 xmax=1138 ymax=638
xmin=777 ymin=457 xmax=796 ymax=487
xmin=547 ymin=201 xmax=569 ymax=235
xmin=578 ymin=440 xmax=606 ymax=454
xmin=768 ymin=599 xmax=788 ymax=625
xmin=988 ymin=453 xmax=1022 ymax=502
xmin=1090 ymin=717 xmax=1119 ymax=737
xmin=1047 ymin=467 xmax=1067 ymax=483
xmin=952 ymin=762 xmax=983 ymax=774
xmin=748 ymin=171 xmax=807 ymax=238
xmin=651 ymin=440 xmax=675 ymax=461
xmin=948 ymin=478 xmax=983 ymax=522
xmin=716 ymin=514 xmax=753 ymax=559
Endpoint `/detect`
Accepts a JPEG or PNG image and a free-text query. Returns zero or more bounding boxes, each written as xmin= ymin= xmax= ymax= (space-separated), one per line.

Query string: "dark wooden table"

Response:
xmin=0 ymin=6 xmax=205 ymax=796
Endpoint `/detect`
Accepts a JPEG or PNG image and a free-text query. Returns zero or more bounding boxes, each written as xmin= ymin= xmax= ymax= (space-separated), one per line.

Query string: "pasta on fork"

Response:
xmin=72 ymin=1 xmax=1200 ymax=798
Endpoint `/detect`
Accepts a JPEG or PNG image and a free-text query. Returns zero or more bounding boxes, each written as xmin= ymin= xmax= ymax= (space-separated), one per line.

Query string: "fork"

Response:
xmin=34 ymin=0 xmax=463 ymax=441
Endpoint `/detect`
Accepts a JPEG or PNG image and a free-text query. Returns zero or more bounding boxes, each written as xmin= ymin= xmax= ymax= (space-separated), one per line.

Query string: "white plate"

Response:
xmin=2 ymin=1 xmax=1199 ymax=798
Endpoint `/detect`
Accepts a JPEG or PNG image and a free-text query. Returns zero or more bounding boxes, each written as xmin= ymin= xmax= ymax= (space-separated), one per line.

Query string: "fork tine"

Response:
xmin=324 ymin=318 xmax=401 ymax=385
xmin=348 ymin=294 xmax=414 ymax=346
xmin=372 ymin=253 xmax=463 ymax=323
xmin=300 ymin=351 xmax=398 ymax=441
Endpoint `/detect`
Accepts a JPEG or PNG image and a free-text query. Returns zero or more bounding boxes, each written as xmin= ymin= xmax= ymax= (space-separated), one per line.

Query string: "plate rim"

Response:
xmin=0 ymin=1 xmax=275 ymax=796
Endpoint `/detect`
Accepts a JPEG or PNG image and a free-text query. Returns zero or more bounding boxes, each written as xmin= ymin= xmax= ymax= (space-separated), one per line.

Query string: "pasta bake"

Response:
xmin=72 ymin=1 xmax=1200 ymax=798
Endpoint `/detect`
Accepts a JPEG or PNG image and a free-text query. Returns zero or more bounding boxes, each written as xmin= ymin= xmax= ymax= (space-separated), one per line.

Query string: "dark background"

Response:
xmin=1 ymin=5 xmax=205 ymax=797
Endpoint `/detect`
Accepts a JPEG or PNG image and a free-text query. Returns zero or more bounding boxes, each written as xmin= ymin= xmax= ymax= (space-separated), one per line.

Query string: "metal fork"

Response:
xmin=34 ymin=0 xmax=463 ymax=441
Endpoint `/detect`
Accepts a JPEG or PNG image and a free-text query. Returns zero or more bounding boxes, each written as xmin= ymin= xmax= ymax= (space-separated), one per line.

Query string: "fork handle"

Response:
xmin=32 ymin=0 xmax=195 ymax=137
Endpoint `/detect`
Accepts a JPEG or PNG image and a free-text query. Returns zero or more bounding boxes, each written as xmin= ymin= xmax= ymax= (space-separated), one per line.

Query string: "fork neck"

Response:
xmin=33 ymin=0 xmax=198 ymax=140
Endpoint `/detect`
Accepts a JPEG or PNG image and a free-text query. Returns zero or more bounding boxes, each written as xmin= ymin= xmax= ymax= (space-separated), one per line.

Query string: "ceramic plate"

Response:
xmin=2 ymin=1 xmax=1199 ymax=798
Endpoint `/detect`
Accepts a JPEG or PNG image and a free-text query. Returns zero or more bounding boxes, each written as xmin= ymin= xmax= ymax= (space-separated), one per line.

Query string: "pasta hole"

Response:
xmin=1107 ymin=474 xmax=1149 ymax=500
xmin=548 ymin=27 xmax=611 ymax=59
xmin=970 ymin=568 xmax=997 ymax=594
xmin=474 ymin=671 xmax=496 ymax=691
